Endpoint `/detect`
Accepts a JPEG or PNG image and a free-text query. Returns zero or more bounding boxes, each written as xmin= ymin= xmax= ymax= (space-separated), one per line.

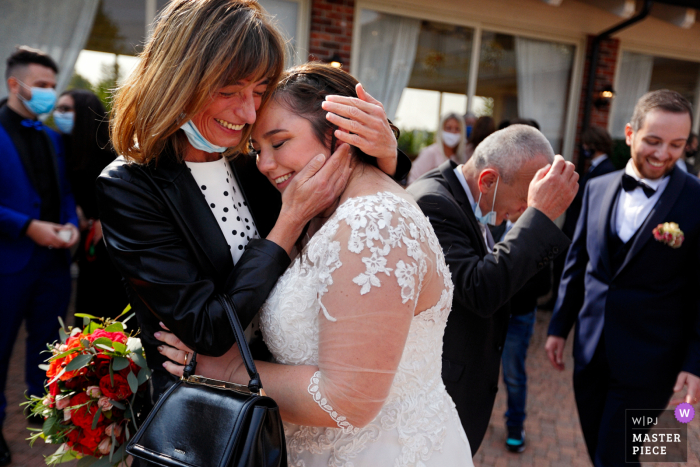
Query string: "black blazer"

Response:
xmin=407 ymin=160 xmax=569 ymax=454
xmin=562 ymin=157 xmax=616 ymax=239
xmin=96 ymin=151 xmax=292 ymax=400
xmin=550 ymin=167 xmax=700 ymax=388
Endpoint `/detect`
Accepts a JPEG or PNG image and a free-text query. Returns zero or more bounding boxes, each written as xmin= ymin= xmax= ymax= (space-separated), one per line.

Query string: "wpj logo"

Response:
xmin=626 ymin=409 xmax=687 ymax=463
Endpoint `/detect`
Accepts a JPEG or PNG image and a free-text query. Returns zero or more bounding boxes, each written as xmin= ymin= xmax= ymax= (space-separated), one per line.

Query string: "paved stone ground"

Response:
xmin=3 ymin=300 xmax=700 ymax=466
xmin=474 ymin=309 xmax=700 ymax=467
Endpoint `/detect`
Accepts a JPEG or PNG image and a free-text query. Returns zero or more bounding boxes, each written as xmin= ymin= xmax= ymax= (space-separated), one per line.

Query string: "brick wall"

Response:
xmin=308 ymin=0 xmax=355 ymax=69
xmin=573 ymin=35 xmax=620 ymax=166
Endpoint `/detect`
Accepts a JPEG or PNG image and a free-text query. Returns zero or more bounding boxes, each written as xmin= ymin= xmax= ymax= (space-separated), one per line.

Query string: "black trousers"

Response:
xmin=573 ymin=340 xmax=673 ymax=467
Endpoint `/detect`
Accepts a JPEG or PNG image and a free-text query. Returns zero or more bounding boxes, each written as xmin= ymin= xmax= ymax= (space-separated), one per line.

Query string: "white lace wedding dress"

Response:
xmin=260 ymin=191 xmax=473 ymax=467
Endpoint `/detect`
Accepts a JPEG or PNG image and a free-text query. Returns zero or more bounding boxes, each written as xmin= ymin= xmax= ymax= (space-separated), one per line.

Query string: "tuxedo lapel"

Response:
xmin=614 ymin=166 xmax=685 ymax=278
xmin=597 ymin=171 xmax=623 ymax=278
xmin=439 ymin=161 xmax=488 ymax=255
xmin=146 ymin=156 xmax=234 ymax=279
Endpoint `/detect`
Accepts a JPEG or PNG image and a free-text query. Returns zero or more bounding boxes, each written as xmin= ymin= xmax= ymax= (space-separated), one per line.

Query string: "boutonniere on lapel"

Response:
xmin=652 ymin=222 xmax=684 ymax=249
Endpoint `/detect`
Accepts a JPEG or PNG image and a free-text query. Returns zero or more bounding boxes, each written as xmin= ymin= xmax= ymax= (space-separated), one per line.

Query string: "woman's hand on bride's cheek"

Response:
xmin=322 ymin=83 xmax=398 ymax=165
xmin=280 ymin=143 xmax=352 ymax=225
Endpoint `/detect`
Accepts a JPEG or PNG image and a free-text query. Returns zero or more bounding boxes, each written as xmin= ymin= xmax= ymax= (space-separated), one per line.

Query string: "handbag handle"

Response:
xmin=182 ymin=295 xmax=263 ymax=393
xmin=218 ymin=294 xmax=263 ymax=392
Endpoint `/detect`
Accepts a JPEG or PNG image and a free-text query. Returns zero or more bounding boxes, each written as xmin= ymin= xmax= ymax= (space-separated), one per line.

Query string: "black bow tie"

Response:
xmin=621 ymin=173 xmax=656 ymax=198
xmin=21 ymin=119 xmax=44 ymax=131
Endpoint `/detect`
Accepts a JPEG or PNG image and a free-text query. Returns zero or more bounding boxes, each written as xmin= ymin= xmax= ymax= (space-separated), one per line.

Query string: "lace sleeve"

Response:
xmin=307 ymin=192 xmax=433 ymax=429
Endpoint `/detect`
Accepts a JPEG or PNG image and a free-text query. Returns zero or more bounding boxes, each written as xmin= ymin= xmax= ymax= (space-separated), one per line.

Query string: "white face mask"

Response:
xmin=473 ymin=176 xmax=499 ymax=226
xmin=442 ymin=131 xmax=461 ymax=148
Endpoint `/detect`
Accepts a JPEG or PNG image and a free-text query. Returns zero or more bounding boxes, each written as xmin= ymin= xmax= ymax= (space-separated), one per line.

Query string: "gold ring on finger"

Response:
xmin=183 ymin=352 xmax=189 ymax=366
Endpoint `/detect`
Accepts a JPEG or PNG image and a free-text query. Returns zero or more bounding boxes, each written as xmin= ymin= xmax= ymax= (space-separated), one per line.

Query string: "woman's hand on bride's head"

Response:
xmin=280 ymin=142 xmax=352 ymax=225
xmin=322 ymin=83 xmax=398 ymax=173
xmin=155 ymin=323 xmax=245 ymax=383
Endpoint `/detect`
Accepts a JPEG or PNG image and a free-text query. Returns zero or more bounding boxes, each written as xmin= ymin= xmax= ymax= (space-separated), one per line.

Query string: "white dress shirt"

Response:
xmin=590 ymin=153 xmax=608 ymax=170
xmin=615 ymin=159 xmax=670 ymax=243
xmin=454 ymin=165 xmax=494 ymax=251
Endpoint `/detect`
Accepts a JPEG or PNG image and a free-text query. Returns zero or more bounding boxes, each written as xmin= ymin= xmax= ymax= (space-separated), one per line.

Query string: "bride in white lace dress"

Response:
xmin=157 ymin=63 xmax=472 ymax=467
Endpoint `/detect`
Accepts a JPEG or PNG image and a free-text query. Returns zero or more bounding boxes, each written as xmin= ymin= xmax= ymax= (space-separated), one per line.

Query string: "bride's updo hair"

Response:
xmin=271 ymin=63 xmax=397 ymax=167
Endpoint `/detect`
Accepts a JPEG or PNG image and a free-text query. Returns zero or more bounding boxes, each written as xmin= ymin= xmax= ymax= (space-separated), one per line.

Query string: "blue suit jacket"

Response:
xmin=549 ymin=166 xmax=700 ymax=388
xmin=0 ymin=121 xmax=78 ymax=273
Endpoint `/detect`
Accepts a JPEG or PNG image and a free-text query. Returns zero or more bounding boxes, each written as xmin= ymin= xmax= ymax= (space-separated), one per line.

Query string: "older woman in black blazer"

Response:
xmin=96 ymin=0 xmax=408 ymax=407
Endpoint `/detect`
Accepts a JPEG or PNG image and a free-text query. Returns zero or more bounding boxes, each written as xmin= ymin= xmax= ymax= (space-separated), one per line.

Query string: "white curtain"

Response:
xmin=0 ymin=0 xmax=99 ymax=98
xmin=608 ymin=51 xmax=654 ymax=138
xmin=356 ymin=11 xmax=421 ymax=120
xmin=515 ymin=37 xmax=574 ymax=153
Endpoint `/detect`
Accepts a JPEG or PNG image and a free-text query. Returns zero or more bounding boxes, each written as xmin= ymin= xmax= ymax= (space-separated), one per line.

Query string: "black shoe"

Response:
xmin=0 ymin=431 xmax=11 ymax=466
xmin=505 ymin=426 xmax=525 ymax=453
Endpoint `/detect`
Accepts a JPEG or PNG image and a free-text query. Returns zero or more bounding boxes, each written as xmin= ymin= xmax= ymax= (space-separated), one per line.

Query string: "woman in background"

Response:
xmin=53 ymin=89 xmax=127 ymax=320
xmin=407 ymin=112 xmax=466 ymax=184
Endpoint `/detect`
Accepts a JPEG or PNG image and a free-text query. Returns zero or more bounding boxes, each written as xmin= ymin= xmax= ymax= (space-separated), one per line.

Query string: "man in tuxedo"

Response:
xmin=0 ymin=46 xmax=78 ymax=465
xmin=547 ymin=90 xmax=700 ymax=467
xmin=407 ymin=124 xmax=577 ymax=454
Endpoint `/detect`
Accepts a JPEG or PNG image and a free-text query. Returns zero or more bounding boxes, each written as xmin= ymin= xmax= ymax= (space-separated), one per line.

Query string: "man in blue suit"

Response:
xmin=547 ymin=90 xmax=700 ymax=467
xmin=0 ymin=46 xmax=78 ymax=465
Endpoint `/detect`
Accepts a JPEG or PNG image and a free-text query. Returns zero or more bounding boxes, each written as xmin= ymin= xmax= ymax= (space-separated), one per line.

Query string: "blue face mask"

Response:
xmin=180 ymin=120 xmax=227 ymax=153
xmin=473 ymin=176 xmax=499 ymax=226
xmin=53 ymin=111 xmax=74 ymax=134
xmin=17 ymin=80 xmax=57 ymax=115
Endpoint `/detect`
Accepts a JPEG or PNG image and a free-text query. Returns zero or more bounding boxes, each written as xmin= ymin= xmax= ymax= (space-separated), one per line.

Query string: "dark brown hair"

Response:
xmin=631 ymin=89 xmax=693 ymax=133
xmin=468 ymin=116 xmax=496 ymax=148
xmin=5 ymin=45 xmax=58 ymax=80
xmin=60 ymin=89 xmax=112 ymax=170
xmin=270 ymin=62 xmax=398 ymax=167
xmin=581 ymin=126 xmax=612 ymax=156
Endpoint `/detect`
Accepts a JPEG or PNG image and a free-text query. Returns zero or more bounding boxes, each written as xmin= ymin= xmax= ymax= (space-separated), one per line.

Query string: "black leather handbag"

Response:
xmin=126 ymin=295 xmax=287 ymax=467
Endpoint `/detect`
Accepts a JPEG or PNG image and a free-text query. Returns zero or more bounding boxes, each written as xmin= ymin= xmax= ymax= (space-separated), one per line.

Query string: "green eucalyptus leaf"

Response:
xmin=49 ymin=347 xmax=80 ymax=361
xmin=130 ymin=351 xmax=147 ymax=369
xmin=91 ymin=337 xmax=113 ymax=348
xmin=58 ymin=327 xmax=68 ymax=344
xmin=86 ymin=321 xmax=102 ymax=335
xmin=42 ymin=416 xmax=56 ymax=435
xmin=137 ymin=367 xmax=151 ymax=385
xmin=111 ymin=357 xmax=130 ymax=371
xmin=104 ymin=322 xmax=124 ymax=333
xmin=109 ymin=359 xmax=114 ymax=387
xmin=112 ymin=341 xmax=127 ymax=353
xmin=109 ymin=399 xmax=126 ymax=410
xmin=127 ymin=370 xmax=138 ymax=394
xmin=91 ymin=407 xmax=101 ymax=430
xmin=65 ymin=354 xmax=93 ymax=372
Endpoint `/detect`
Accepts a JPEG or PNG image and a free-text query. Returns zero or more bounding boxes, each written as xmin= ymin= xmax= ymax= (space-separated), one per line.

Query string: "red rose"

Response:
xmin=69 ymin=393 xmax=103 ymax=429
xmin=79 ymin=424 xmax=105 ymax=452
xmin=93 ymin=354 xmax=112 ymax=379
xmin=118 ymin=361 xmax=140 ymax=380
xmin=99 ymin=374 xmax=133 ymax=401
xmin=88 ymin=329 xmax=128 ymax=345
xmin=66 ymin=427 xmax=81 ymax=447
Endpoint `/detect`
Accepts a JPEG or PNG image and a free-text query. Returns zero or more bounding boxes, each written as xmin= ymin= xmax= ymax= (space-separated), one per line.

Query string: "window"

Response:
xmin=356 ymin=10 xmax=576 ymax=154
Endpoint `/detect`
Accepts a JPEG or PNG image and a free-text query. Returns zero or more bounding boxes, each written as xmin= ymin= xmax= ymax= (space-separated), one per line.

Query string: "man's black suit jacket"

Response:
xmin=407 ymin=160 xmax=570 ymax=453
xmin=562 ymin=157 xmax=616 ymax=239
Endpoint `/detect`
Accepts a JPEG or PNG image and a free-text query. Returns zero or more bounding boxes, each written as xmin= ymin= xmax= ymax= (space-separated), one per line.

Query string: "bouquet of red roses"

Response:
xmin=23 ymin=307 xmax=150 ymax=466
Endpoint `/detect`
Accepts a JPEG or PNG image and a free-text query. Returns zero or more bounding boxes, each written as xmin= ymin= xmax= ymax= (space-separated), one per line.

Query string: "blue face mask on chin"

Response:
xmin=180 ymin=120 xmax=227 ymax=154
xmin=17 ymin=80 xmax=57 ymax=115
xmin=473 ymin=176 xmax=499 ymax=226
xmin=53 ymin=111 xmax=74 ymax=134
